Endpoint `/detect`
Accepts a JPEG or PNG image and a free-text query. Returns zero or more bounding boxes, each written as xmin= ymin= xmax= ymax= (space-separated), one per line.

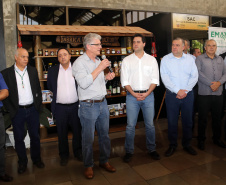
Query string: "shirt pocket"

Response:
xmin=143 ymin=66 xmax=152 ymax=76
xmin=216 ymin=61 xmax=223 ymax=71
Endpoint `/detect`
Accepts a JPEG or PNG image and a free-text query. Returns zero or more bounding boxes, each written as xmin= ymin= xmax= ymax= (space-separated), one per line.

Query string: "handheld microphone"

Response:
xmin=102 ymin=55 xmax=113 ymax=73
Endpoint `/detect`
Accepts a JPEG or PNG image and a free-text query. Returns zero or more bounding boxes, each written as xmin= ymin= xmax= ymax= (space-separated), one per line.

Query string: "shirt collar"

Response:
xmin=59 ymin=62 xmax=71 ymax=70
xmin=169 ymin=52 xmax=186 ymax=59
xmin=83 ymin=52 xmax=100 ymax=62
xmin=204 ymin=52 xmax=217 ymax=59
xmin=14 ymin=63 xmax=27 ymax=72
xmin=133 ymin=51 xmax=147 ymax=60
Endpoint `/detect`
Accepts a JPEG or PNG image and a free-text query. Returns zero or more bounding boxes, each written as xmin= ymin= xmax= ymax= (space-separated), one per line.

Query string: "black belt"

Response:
xmin=19 ymin=103 xmax=33 ymax=109
xmin=134 ymin=90 xmax=148 ymax=93
xmin=57 ymin=102 xmax=77 ymax=106
xmin=81 ymin=98 xmax=105 ymax=103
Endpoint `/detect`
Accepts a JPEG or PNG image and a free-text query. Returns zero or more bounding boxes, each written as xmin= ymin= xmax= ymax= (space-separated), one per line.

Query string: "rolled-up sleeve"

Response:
xmin=120 ymin=59 xmax=129 ymax=87
xmin=72 ymin=59 xmax=93 ymax=89
xmin=150 ymin=58 xmax=159 ymax=86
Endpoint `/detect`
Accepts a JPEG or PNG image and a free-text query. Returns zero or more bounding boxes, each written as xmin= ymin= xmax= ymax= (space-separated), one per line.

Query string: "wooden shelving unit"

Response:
xmin=16 ymin=25 xmax=153 ymax=143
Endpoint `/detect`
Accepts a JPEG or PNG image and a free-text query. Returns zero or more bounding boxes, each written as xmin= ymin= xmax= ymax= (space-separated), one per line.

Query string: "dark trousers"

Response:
xmin=165 ymin=90 xmax=194 ymax=148
xmin=198 ymin=95 xmax=223 ymax=142
xmin=55 ymin=102 xmax=82 ymax=159
xmin=0 ymin=112 xmax=5 ymax=175
xmin=12 ymin=106 xmax=41 ymax=165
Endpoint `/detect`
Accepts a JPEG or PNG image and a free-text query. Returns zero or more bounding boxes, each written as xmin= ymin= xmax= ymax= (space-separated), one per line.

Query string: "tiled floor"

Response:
xmin=3 ymin=117 xmax=226 ymax=185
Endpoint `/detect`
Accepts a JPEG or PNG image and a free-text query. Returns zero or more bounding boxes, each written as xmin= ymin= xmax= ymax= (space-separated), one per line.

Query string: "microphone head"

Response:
xmin=101 ymin=55 xmax=106 ymax=60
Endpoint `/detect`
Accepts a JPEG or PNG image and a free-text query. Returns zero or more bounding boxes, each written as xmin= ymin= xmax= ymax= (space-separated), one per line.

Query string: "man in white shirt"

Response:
xmin=1 ymin=48 xmax=44 ymax=174
xmin=121 ymin=34 xmax=160 ymax=162
xmin=47 ymin=48 xmax=82 ymax=166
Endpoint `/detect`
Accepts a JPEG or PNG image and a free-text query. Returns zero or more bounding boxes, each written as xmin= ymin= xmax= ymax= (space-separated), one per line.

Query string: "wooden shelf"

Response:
xmin=42 ymin=101 xmax=51 ymax=104
xmin=110 ymin=114 xmax=126 ymax=119
xmin=40 ymin=124 xmax=56 ymax=128
xmin=106 ymin=94 xmax=126 ymax=98
xmin=40 ymin=79 xmax=47 ymax=81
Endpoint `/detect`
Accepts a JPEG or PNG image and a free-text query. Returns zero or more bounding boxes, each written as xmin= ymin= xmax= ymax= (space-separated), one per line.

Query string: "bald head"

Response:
xmin=15 ymin=48 xmax=29 ymax=70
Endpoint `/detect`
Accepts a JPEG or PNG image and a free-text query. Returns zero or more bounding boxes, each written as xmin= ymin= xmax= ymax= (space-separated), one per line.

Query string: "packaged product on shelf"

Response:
xmin=42 ymin=90 xmax=52 ymax=102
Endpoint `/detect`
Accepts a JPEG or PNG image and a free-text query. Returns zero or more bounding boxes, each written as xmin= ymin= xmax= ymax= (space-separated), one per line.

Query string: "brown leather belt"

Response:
xmin=81 ymin=98 xmax=105 ymax=103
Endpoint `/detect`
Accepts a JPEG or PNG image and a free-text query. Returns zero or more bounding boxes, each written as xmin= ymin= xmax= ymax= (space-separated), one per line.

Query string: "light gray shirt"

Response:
xmin=72 ymin=53 xmax=106 ymax=100
xmin=196 ymin=53 xmax=226 ymax=95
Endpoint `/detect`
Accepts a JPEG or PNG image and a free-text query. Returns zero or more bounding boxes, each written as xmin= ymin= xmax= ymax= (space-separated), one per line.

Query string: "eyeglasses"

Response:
xmin=90 ymin=43 xmax=102 ymax=46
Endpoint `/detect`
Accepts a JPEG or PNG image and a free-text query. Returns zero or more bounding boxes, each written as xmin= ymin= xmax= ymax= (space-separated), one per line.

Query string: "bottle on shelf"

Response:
xmin=114 ymin=61 xmax=119 ymax=76
xmin=108 ymin=81 xmax=112 ymax=94
xmin=48 ymin=63 xmax=52 ymax=70
xmin=117 ymin=80 xmax=121 ymax=95
xmin=112 ymin=81 xmax=117 ymax=95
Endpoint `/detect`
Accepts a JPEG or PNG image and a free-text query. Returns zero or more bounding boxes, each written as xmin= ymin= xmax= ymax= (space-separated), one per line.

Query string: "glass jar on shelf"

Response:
xmin=80 ymin=49 xmax=84 ymax=55
xmin=38 ymin=49 xmax=43 ymax=56
xmin=106 ymin=48 xmax=110 ymax=54
xmin=45 ymin=50 xmax=49 ymax=56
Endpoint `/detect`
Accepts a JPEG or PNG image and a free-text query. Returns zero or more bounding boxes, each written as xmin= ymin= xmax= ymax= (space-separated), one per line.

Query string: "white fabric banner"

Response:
xmin=208 ymin=27 xmax=226 ymax=55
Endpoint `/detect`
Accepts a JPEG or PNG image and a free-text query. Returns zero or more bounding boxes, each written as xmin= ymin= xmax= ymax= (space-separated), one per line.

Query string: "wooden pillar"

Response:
xmin=34 ymin=35 xmax=44 ymax=90
xmin=123 ymin=9 xmax=126 ymax=26
xmin=66 ymin=6 xmax=70 ymax=48
xmin=126 ymin=37 xmax=132 ymax=54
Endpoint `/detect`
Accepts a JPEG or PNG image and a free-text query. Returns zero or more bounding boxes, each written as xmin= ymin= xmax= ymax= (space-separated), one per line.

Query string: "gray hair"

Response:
xmin=204 ymin=39 xmax=217 ymax=47
xmin=184 ymin=39 xmax=190 ymax=46
xmin=173 ymin=37 xmax=185 ymax=46
xmin=83 ymin=33 xmax=101 ymax=50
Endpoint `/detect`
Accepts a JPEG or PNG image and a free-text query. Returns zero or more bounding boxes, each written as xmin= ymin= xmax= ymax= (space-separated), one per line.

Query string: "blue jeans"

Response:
xmin=79 ymin=99 xmax=110 ymax=168
xmin=12 ymin=106 xmax=41 ymax=165
xmin=0 ymin=112 xmax=5 ymax=176
xmin=125 ymin=92 xmax=156 ymax=154
xmin=165 ymin=90 xmax=194 ymax=148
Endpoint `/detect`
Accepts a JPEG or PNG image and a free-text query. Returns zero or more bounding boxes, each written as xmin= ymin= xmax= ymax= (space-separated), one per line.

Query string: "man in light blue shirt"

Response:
xmin=160 ymin=38 xmax=198 ymax=157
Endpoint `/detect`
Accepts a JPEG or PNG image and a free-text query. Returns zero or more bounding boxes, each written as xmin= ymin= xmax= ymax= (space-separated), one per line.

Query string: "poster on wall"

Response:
xmin=173 ymin=13 xmax=209 ymax=30
xmin=208 ymin=27 xmax=226 ymax=55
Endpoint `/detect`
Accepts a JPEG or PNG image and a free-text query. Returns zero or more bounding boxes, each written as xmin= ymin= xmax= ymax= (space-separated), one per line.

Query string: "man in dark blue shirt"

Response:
xmin=0 ymin=73 xmax=13 ymax=182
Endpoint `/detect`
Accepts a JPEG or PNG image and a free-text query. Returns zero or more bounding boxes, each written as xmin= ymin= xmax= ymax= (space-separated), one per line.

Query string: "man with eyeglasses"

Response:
xmin=47 ymin=47 xmax=82 ymax=166
xmin=72 ymin=33 xmax=116 ymax=179
xmin=1 ymin=48 xmax=44 ymax=174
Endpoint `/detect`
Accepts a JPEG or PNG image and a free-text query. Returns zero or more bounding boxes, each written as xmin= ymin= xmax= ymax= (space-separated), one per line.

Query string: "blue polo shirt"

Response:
xmin=0 ymin=73 xmax=8 ymax=108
